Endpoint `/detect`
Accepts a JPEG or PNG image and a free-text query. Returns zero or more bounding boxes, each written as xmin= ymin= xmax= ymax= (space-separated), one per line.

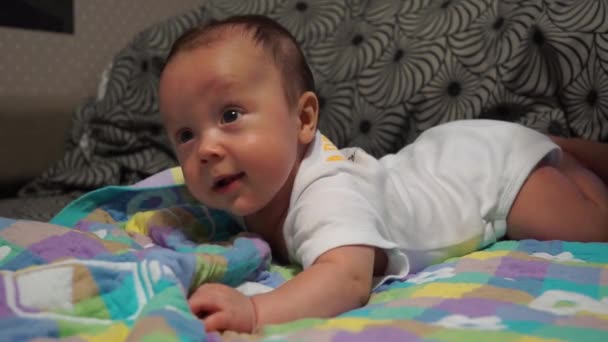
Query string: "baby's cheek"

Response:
xmin=182 ymin=169 xmax=205 ymax=199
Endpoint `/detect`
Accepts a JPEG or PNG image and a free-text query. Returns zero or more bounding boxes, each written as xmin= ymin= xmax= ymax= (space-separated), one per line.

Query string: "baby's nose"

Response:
xmin=198 ymin=138 xmax=224 ymax=164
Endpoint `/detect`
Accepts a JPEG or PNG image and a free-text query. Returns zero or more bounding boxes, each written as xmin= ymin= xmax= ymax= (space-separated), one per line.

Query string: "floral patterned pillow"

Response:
xmin=204 ymin=0 xmax=606 ymax=157
xmin=22 ymin=0 xmax=608 ymax=196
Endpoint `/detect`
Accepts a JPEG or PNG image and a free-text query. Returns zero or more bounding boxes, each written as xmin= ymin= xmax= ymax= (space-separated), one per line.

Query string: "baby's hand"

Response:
xmin=188 ymin=283 xmax=257 ymax=333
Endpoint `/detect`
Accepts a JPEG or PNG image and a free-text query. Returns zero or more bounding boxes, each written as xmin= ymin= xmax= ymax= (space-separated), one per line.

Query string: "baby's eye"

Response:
xmin=176 ymin=129 xmax=194 ymax=144
xmin=220 ymin=109 xmax=242 ymax=124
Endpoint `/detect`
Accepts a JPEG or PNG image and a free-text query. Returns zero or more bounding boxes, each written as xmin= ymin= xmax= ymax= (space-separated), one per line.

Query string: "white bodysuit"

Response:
xmin=281 ymin=119 xmax=561 ymax=285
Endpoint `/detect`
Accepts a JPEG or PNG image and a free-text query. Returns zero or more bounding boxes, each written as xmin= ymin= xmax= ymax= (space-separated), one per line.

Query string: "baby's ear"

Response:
xmin=297 ymin=91 xmax=319 ymax=144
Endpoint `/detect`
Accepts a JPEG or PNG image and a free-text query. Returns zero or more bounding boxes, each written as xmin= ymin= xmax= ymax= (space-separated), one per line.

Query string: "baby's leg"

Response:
xmin=507 ymin=151 xmax=608 ymax=242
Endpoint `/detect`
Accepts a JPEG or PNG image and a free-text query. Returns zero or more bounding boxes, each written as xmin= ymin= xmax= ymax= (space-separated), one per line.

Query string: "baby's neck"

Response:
xmin=243 ymin=189 xmax=291 ymax=263
xmin=243 ymin=196 xmax=289 ymax=236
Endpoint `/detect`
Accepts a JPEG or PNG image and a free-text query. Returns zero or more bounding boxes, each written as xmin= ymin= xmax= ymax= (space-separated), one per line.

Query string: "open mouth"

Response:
xmin=212 ymin=172 xmax=245 ymax=191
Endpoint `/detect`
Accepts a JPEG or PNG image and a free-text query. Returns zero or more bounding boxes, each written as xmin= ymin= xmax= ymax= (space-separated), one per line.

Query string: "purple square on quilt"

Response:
xmin=335 ymin=327 xmax=420 ymax=342
xmin=133 ymin=169 xmax=175 ymax=188
xmin=495 ymin=257 xmax=550 ymax=279
xmin=29 ymin=231 xmax=108 ymax=261
xmin=601 ymin=268 xmax=608 ymax=285
xmin=497 ymin=303 xmax=555 ymax=323
xmin=455 ymin=257 xmax=501 ymax=274
xmin=436 ymin=298 xmax=505 ymax=316
xmin=488 ymin=276 xmax=544 ymax=296
xmin=546 ymin=263 xmax=600 ymax=284
xmin=0 ymin=275 xmax=12 ymax=317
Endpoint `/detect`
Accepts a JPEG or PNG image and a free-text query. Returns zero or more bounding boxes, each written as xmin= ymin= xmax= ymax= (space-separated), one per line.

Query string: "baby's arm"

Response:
xmin=188 ymin=245 xmax=376 ymax=332
xmin=253 ymin=245 xmax=375 ymax=325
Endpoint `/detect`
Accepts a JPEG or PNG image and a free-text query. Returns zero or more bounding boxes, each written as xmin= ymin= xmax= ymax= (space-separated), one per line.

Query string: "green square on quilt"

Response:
xmin=138 ymin=332 xmax=176 ymax=342
xmin=541 ymin=278 xmax=599 ymax=298
xmin=262 ymin=317 xmax=327 ymax=335
xmin=269 ymin=263 xmax=301 ymax=280
xmin=441 ymin=272 xmax=492 ymax=284
xmin=139 ymin=285 xmax=190 ymax=316
xmin=0 ymin=238 xmax=22 ymax=266
xmin=535 ymin=326 xmax=606 ymax=342
xmin=70 ymin=296 xmax=111 ymax=320
xmin=601 ymin=281 xmax=608 ymax=298
xmin=369 ymin=286 xmax=419 ymax=304
xmin=344 ymin=306 xmax=426 ymax=320
xmin=561 ymin=242 xmax=608 ymax=263
xmin=430 ymin=329 xmax=520 ymax=342
xmin=57 ymin=319 xmax=107 ymax=337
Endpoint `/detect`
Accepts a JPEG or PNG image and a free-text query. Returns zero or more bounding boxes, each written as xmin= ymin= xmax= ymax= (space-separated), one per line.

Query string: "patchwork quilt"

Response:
xmin=259 ymin=241 xmax=608 ymax=342
xmin=1 ymin=168 xmax=607 ymax=341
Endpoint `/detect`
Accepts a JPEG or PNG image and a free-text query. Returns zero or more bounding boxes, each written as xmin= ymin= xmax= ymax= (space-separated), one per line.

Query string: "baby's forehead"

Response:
xmin=165 ymin=24 xmax=294 ymax=94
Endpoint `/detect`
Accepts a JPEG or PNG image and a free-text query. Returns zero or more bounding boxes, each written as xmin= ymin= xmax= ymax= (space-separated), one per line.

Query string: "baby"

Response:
xmin=158 ymin=15 xmax=608 ymax=333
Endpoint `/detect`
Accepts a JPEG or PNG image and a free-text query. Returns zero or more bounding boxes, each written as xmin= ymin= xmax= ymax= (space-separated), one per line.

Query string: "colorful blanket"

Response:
xmin=0 ymin=168 xmax=271 ymax=341
xmin=260 ymin=241 xmax=608 ymax=342
xmin=1 ymin=167 xmax=607 ymax=341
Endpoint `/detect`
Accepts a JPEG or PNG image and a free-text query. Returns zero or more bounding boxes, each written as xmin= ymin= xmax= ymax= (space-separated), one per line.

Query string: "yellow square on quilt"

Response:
xmin=320 ymin=318 xmax=391 ymax=332
xmin=81 ymin=323 xmax=129 ymax=342
xmin=412 ymin=283 xmax=482 ymax=298
xmin=464 ymin=250 xmax=511 ymax=260
xmin=516 ymin=337 xmax=560 ymax=342
xmin=170 ymin=167 xmax=185 ymax=184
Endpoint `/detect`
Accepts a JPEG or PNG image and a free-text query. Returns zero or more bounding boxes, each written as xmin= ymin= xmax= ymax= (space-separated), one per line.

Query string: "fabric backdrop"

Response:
xmin=21 ymin=0 xmax=608 ymax=196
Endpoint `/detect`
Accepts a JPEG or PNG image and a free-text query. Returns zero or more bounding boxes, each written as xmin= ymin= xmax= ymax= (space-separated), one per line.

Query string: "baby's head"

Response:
xmin=159 ymin=15 xmax=319 ymax=217
xmin=165 ymin=15 xmax=315 ymax=108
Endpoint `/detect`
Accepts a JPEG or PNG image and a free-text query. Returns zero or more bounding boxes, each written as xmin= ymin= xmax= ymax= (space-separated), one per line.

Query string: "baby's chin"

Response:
xmin=202 ymin=197 xmax=265 ymax=217
xmin=227 ymin=201 xmax=265 ymax=217
xmin=190 ymin=188 xmax=269 ymax=217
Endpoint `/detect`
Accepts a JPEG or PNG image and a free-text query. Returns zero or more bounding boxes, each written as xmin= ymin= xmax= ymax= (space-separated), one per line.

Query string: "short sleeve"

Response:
xmin=284 ymin=175 xmax=405 ymax=273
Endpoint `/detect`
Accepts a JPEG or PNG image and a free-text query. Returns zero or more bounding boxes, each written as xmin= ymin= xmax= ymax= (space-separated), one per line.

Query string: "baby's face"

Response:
xmin=159 ymin=35 xmax=303 ymax=216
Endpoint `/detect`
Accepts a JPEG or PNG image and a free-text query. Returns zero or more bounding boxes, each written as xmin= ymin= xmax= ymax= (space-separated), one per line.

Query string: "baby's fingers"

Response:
xmin=203 ymin=311 xmax=231 ymax=332
xmin=188 ymin=287 xmax=222 ymax=315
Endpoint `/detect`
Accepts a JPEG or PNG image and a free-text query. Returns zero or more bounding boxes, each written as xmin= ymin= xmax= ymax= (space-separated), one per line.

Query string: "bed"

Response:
xmin=1 ymin=1 xmax=607 ymax=341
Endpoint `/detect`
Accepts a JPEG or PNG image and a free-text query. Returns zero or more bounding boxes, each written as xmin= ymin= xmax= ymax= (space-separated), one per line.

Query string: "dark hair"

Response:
xmin=165 ymin=15 xmax=315 ymax=107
